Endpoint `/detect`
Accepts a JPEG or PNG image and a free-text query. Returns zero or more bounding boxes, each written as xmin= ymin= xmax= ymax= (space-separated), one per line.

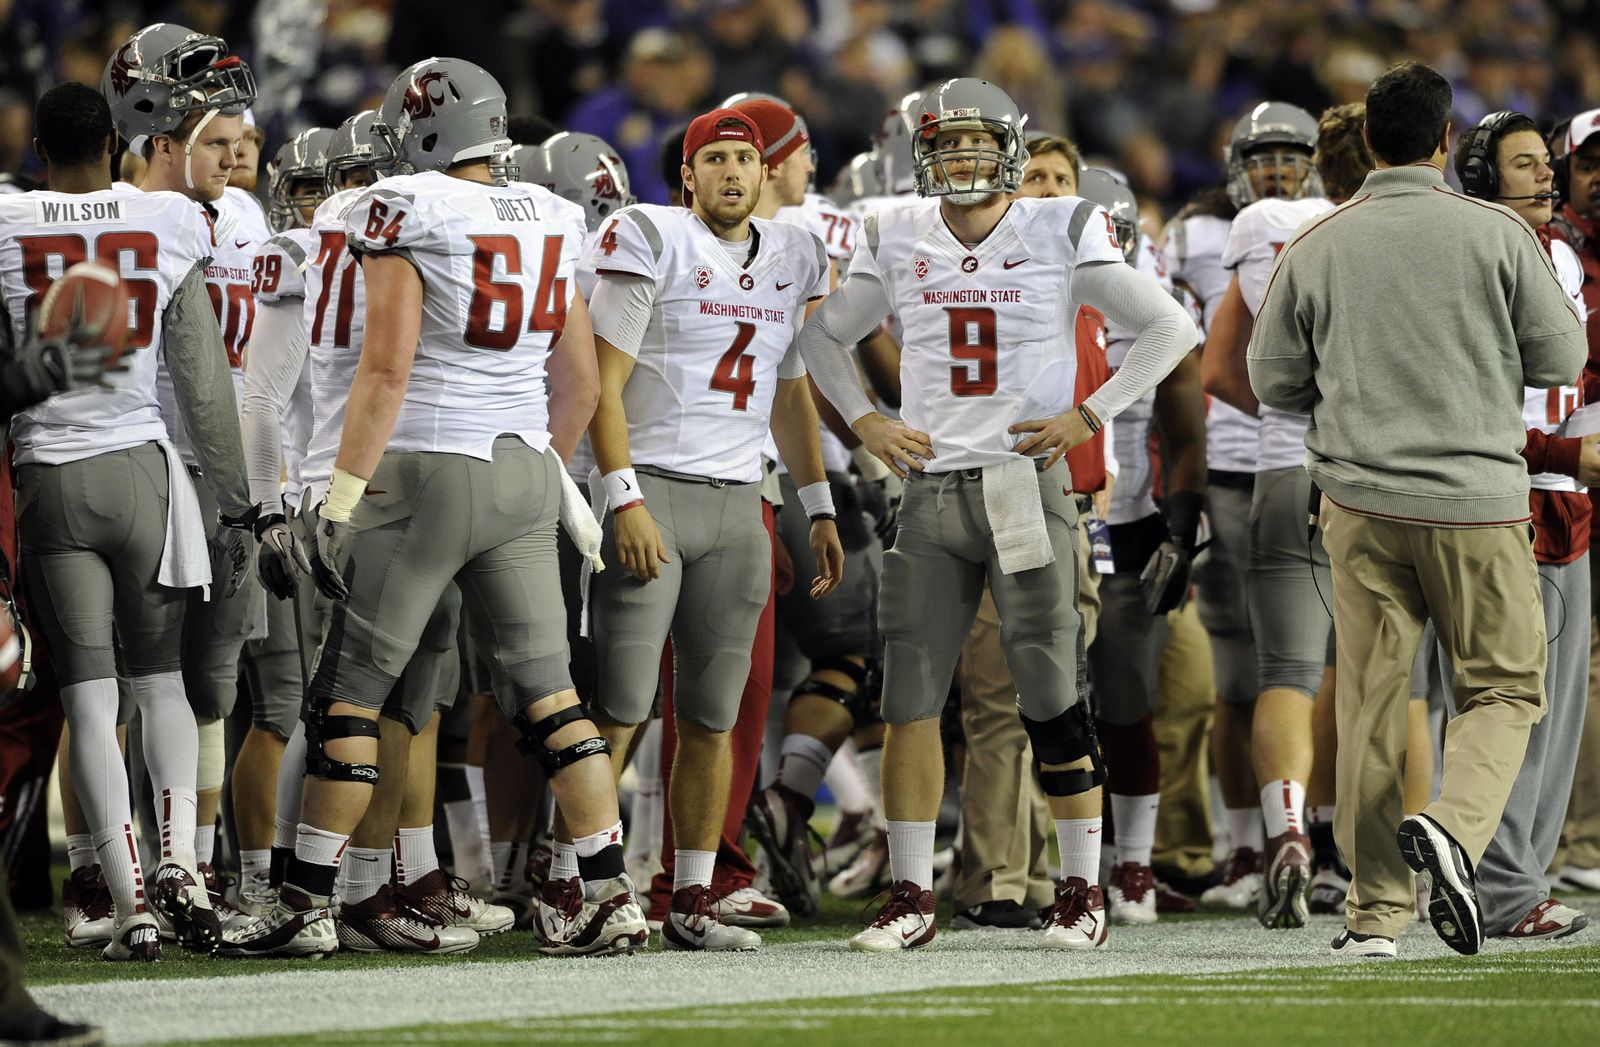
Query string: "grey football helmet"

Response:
xmin=874 ymin=89 xmax=924 ymax=195
xmin=1075 ymin=168 xmax=1140 ymax=265
xmin=1226 ymin=101 xmax=1320 ymax=209
xmin=373 ymin=58 xmax=511 ymax=176
xmin=908 ymin=79 xmax=1029 ymax=203
xmin=719 ymin=91 xmax=789 ymax=108
xmin=102 ymin=23 xmax=256 ymax=142
xmin=534 ymin=132 xmax=634 ymax=232
xmin=501 ymin=143 xmax=550 ymax=185
xmin=830 ymin=151 xmax=884 ymax=207
xmin=323 ymin=110 xmax=393 ymax=196
xmin=267 ymin=127 xmax=334 ymax=231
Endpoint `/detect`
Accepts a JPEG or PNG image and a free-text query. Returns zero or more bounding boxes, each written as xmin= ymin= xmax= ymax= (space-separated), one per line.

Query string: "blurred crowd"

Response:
xmin=3 ymin=0 xmax=1600 ymax=219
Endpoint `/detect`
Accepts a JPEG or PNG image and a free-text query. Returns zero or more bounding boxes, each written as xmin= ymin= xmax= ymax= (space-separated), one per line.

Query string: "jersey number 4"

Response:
xmin=946 ymin=306 xmax=997 ymax=396
xmin=711 ymin=321 xmax=758 ymax=411
xmin=20 ymin=232 xmax=159 ymax=349
xmin=465 ymin=235 xmax=567 ymax=350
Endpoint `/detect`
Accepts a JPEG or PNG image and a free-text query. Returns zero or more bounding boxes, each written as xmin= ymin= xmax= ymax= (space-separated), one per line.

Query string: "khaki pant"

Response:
xmin=1321 ymin=500 xmax=1546 ymax=936
xmin=1557 ymin=620 xmax=1600 ymax=870
xmin=1153 ymin=602 xmax=1218 ymax=877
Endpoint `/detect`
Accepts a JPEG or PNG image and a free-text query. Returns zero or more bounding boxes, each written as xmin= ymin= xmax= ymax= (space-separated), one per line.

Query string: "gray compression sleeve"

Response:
xmin=1077 ymin=261 xmax=1198 ymax=424
xmin=796 ymin=271 xmax=887 ymax=425
xmin=588 ymin=273 xmax=657 ymax=357
xmin=164 ymin=264 xmax=253 ymax=518
xmin=241 ymin=298 xmax=310 ymax=516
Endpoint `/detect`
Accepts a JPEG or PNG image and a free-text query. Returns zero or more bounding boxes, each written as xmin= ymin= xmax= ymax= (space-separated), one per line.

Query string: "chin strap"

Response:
xmin=182 ymin=107 xmax=221 ymax=192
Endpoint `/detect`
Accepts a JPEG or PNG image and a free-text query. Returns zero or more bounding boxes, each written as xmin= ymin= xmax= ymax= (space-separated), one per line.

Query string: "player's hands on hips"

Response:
xmin=312 ymin=516 xmax=354 ymax=602
xmin=1578 ymin=434 xmax=1600 ymax=488
xmin=853 ymin=412 xmax=933 ymax=479
xmin=1009 ymin=405 xmax=1097 ymax=471
xmin=808 ymin=518 xmax=845 ymax=600
xmin=614 ymin=505 xmax=671 ymax=582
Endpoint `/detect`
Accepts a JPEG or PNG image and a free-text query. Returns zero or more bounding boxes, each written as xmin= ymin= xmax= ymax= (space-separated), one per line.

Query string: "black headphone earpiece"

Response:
xmin=1549 ymin=119 xmax=1572 ymax=205
xmin=1458 ymin=111 xmax=1518 ymax=200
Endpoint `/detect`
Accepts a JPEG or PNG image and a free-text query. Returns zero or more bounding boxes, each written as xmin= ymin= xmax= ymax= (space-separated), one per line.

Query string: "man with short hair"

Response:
xmin=1248 ymin=62 xmax=1586 ymax=958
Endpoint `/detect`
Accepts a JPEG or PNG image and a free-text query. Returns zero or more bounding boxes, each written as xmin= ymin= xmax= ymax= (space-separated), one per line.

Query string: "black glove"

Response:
xmin=254 ymin=512 xmax=312 ymax=600
xmin=210 ymin=505 xmax=259 ymax=599
xmin=1139 ymin=490 xmax=1204 ymax=616
xmin=856 ymin=473 xmax=902 ymax=544
xmin=0 ymin=327 xmax=124 ymax=416
xmin=311 ymin=515 xmax=354 ymax=602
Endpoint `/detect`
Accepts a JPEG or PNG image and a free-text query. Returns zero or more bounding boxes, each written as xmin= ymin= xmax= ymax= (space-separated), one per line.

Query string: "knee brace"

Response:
xmin=512 ymin=704 xmax=611 ymax=778
xmin=794 ymin=656 xmax=873 ymax=722
xmin=1021 ymin=702 xmax=1106 ymax=797
xmin=303 ymin=702 xmax=381 ymax=784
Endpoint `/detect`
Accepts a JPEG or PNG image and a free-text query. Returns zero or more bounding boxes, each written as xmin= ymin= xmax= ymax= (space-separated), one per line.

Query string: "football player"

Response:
xmin=798 ymin=78 xmax=1196 ymax=952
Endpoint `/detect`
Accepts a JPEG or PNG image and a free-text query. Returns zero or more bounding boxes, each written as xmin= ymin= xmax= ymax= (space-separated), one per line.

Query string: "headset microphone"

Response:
xmin=1498 ymin=190 xmax=1560 ymax=202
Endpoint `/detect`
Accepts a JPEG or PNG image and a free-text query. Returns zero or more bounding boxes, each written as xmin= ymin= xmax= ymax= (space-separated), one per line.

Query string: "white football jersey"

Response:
xmin=0 ymin=188 xmax=213 ymax=465
xmin=850 ymin=195 xmax=1125 ymax=472
xmin=1223 ymin=196 xmax=1334 ymax=473
xmin=252 ymin=226 xmax=317 ymax=508
xmin=298 ymin=188 xmax=371 ymax=505
xmin=581 ymin=204 xmax=829 ymax=483
xmin=1524 ymin=239 xmax=1589 ymax=492
xmin=1163 ymin=211 xmax=1258 ymax=472
xmin=1103 ymin=235 xmax=1175 ymax=526
xmin=777 ymin=191 xmax=857 ymax=262
xmin=342 ymin=172 xmax=588 ymax=459
xmin=566 ymin=225 xmax=603 ymax=485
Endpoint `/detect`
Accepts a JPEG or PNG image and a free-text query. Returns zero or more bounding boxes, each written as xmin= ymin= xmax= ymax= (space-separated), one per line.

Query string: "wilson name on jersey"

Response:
xmin=581 ymin=204 xmax=829 ymax=483
xmin=343 ymin=171 xmax=589 ymax=460
xmin=849 ymin=194 xmax=1124 ymax=472
xmin=0 ymin=187 xmax=212 ymax=465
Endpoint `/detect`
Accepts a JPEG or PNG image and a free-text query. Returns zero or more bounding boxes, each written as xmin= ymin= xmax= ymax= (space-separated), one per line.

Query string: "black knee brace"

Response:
xmin=512 ymin=704 xmax=611 ymax=778
xmin=304 ymin=703 xmax=381 ymax=784
xmin=1021 ymin=702 xmax=1106 ymax=797
xmin=794 ymin=656 xmax=872 ymax=721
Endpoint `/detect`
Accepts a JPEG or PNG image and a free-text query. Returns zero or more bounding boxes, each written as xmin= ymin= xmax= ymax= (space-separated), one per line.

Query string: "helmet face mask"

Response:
xmin=267 ymin=127 xmax=333 ymax=231
xmin=323 ymin=110 xmax=394 ymax=197
xmin=1226 ymin=101 xmax=1321 ymax=208
xmin=909 ymin=79 xmax=1029 ymax=204
xmin=103 ymin=24 xmax=256 ymax=141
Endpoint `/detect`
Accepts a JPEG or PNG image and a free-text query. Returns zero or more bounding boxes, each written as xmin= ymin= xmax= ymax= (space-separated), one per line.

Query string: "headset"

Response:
xmin=1549 ymin=118 xmax=1572 ymax=204
xmin=1458 ymin=110 xmax=1559 ymax=204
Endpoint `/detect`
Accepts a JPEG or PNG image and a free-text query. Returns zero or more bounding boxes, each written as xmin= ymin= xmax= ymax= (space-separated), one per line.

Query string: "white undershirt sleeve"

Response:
xmin=241 ymin=298 xmax=311 ymax=516
xmin=588 ymin=273 xmax=658 ymax=357
xmin=1077 ymin=261 xmax=1197 ymax=425
xmin=797 ymin=271 xmax=889 ymax=425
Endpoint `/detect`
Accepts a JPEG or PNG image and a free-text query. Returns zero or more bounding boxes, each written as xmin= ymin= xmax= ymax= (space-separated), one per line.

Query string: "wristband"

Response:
xmin=1077 ymin=403 xmax=1103 ymax=435
xmin=798 ymin=481 xmax=837 ymax=520
xmin=321 ymin=467 xmax=367 ymax=524
xmin=602 ymin=468 xmax=643 ymax=513
xmin=850 ymin=443 xmax=891 ymax=482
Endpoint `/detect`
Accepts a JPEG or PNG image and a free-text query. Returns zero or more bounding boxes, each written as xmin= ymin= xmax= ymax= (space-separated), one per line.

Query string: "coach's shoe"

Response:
xmin=712 ymin=884 xmax=791 ymax=928
xmin=829 ymin=828 xmax=891 ymax=899
xmin=1107 ymin=863 xmax=1158 ymax=925
xmin=1199 ymin=847 xmax=1262 ymax=910
xmin=663 ymin=885 xmax=762 ymax=951
xmin=402 ymin=868 xmax=515 ymax=936
xmin=814 ymin=808 xmax=876 ymax=879
xmin=1497 ymin=898 xmax=1589 ymax=941
xmin=1308 ymin=862 xmax=1350 ymax=915
xmin=100 ymin=912 xmax=162 ymax=962
xmin=541 ymin=875 xmax=649 ymax=956
xmin=150 ymin=862 xmax=222 ymax=954
xmin=746 ymin=786 xmax=820 ymax=917
xmin=1398 ymin=814 xmax=1482 ymax=956
xmin=63 ymin=866 xmax=115 ymax=948
xmin=533 ymin=876 xmax=593 ymax=946
xmin=952 ymin=899 xmax=1044 ymax=930
xmin=1329 ymin=928 xmax=1397 ymax=959
xmin=219 ymin=885 xmax=339 ymax=958
xmin=1554 ymin=865 xmax=1600 ymax=892
xmin=850 ymin=880 xmax=936 ymax=952
xmin=1040 ymin=877 xmax=1108 ymax=950
xmin=1258 ymin=831 xmax=1311 ymax=930
xmin=336 ymin=884 xmax=479 ymax=954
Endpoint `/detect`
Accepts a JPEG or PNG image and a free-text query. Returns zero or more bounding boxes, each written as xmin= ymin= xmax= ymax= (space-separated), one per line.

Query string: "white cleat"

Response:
xmin=63 ymin=866 xmax=115 ymax=949
xmin=101 ymin=911 xmax=162 ymax=962
xmin=1200 ymin=848 xmax=1263 ymax=910
xmin=1040 ymin=877 xmax=1109 ymax=951
xmin=218 ymin=885 xmax=340 ymax=958
xmin=533 ymin=876 xmax=594 ymax=947
xmin=335 ymin=884 xmax=479 ymax=954
xmin=541 ymin=875 xmax=649 ymax=956
xmin=402 ymin=869 xmax=515 ymax=935
xmin=829 ymin=828 xmax=890 ymax=899
xmin=661 ymin=885 xmax=762 ymax=951
xmin=849 ymin=880 xmax=936 ymax=952
xmin=1107 ymin=863 xmax=1158 ymax=925
xmin=713 ymin=884 xmax=791 ymax=928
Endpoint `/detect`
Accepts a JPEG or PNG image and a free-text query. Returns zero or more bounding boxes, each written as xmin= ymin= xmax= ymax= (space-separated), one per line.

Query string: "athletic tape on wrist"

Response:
xmin=798 ymin=481 xmax=837 ymax=519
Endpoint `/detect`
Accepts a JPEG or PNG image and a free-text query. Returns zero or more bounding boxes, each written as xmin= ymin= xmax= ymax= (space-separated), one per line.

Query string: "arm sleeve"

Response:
xmin=1513 ymin=231 xmax=1587 ymax=389
xmin=778 ymin=330 xmax=806 ymax=380
xmin=588 ymin=273 xmax=658 ymax=357
xmin=1077 ymin=261 xmax=1198 ymax=424
xmin=797 ymin=270 xmax=890 ymax=425
xmin=241 ymin=299 xmax=310 ymax=515
xmin=164 ymin=264 xmax=253 ymax=518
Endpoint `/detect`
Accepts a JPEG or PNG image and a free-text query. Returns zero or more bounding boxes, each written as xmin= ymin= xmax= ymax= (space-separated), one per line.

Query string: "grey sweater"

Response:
xmin=1248 ymin=164 xmax=1586 ymax=525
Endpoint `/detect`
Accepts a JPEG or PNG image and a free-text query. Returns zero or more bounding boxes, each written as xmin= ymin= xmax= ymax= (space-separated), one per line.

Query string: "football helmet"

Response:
xmin=373 ymin=58 xmax=511 ymax=176
xmin=1226 ymin=101 xmax=1320 ymax=209
xmin=534 ymin=132 xmax=634 ymax=232
xmin=875 ymin=89 xmax=924 ymax=195
xmin=102 ymin=23 xmax=255 ymax=142
xmin=323 ymin=110 xmax=393 ymax=196
xmin=720 ymin=91 xmax=789 ymax=108
xmin=908 ymin=79 xmax=1029 ymax=203
xmin=1075 ymin=168 xmax=1140 ymax=265
xmin=267 ymin=127 xmax=334 ymax=231
xmin=830 ymin=151 xmax=884 ymax=207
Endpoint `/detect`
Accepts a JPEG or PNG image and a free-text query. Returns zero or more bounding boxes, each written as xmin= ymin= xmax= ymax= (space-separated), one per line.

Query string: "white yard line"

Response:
xmin=32 ymin=917 xmax=1595 ymax=1045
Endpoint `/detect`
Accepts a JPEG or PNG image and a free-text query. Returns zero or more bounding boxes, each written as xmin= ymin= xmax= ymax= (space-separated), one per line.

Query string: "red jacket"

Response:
xmin=1065 ymin=304 xmax=1111 ymax=495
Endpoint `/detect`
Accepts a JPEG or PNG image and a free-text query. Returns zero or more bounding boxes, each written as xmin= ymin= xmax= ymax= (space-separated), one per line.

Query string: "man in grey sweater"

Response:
xmin=1247 ymin=62 xmax=1586 ymax=959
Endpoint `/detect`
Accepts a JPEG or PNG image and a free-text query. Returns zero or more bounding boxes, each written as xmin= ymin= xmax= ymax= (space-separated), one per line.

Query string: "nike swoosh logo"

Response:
xmin=899 ymin=926 xmax=924 ymax=942
xmin=1003 ymin=258 xmax=1027 ymax=269
xmin=234 ymin=240 xmax=251 ymax=250
xmin=620 ymin=477 xmax=632 ymax=491
xmin=354 ymin=855 xmax=379 ymax=863
xmin=777 ymin=281 xmax=793 ymax=290
xmin=365 ymin=487 xmax=386 ymax=496
xmin=1087 ymin=828 xmax=1101 ymax=834
xmin=398 ymin=929 xmax=441 ymax=948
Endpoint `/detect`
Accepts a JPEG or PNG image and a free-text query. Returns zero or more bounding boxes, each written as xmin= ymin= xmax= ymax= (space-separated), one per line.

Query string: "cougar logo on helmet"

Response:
xmin=107 ymin=43 xmax=140 ymax=97
xmin=917 ymin=111 xmax=938 ymax=140
xmin=403 ymin=71 xmax=455 ymax=121
xmin=592 ymin=160 xmax=622 ymax=200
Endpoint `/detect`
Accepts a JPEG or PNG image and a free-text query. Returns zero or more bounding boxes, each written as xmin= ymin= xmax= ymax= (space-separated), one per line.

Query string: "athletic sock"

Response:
xmin=1260 ymin=779 xmax=1307 ymax=838
xmin=343 ymin=846 xmax=391 ymax=905
xmin=92 ymin=822 xmax=146 ymax=915
xmin=287 ymin=823 xmax=349 ymax=902
xmin=271 ymin=817 xmax=298 ymax=887
xmin=465 ymin=764 xmax=489 ymax=845
xmin=493 ymin=840 xmax=532 ymax=893
xmin=240 ymin=849 xmax=271 ymax=887
xmin=886 ymin=820 xmax=936 ymax=888
xmin=854 ymin=744 xmax=885 ymax=823
xmin=67 ymin=834 xmax=96 ymax=873
xmin=823 ymin=743 xmax=872 ymax=816
xmin=442 ymin=799 xmax=491 ymax=883
xmin=1055 ymin=817 xmax=1103 ymax=885
xmin=672 ymin=848 xmax=716 ymax=893
xmin=156 ymin=787 xmax=198 ymax=869
xmin=1308 ymin=805 xmax=1342 ymax=870
xmin=574 ymin=821 xmax=626 ymax=890
xmin=128 ymin=671 xmax=198 ymax=869
xmin=550 ymin=840 xmax=579 ymax=882
xmin=194 ymin=824 xmax=216 ymax=868
xmin=1109 ymin=793 xmax=1159 ymax=866
xmin=393 ymin=825 xmax=439 ymax=886
xmin=1225 ymin=806 xmax=1265 ymax=853
xmin=775 ymin=734 xmax=832 ymax=809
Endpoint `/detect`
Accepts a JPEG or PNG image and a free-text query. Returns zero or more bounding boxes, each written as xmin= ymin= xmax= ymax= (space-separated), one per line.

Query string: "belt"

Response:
xmin=635 ymin=463 xmax=753 ymax=488
xmin=909 ymin=459 xmax=1056 ymax=483
xmin=1207 ymin=468 xmax=1255 ymax=491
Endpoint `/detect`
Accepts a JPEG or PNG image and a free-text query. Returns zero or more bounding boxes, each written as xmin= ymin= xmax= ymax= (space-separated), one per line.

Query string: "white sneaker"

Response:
xmin=1498 ymin=897 xmax=1589 ymax=940
xmin=62 ymin=866 xmax=115 ymax=948
xmin=829 ymin=828 xmax=890 ymax=899
xmin=233 ymin=871 xmax=278 ymax=918
xmin=1555 ymin=866 xmax=1600 ymax=892
xmin=401 ymin=869 xmax=515 ymax=935
xmin=1330 ymin=928 xmax=1397 ymax=959
xmin=1200 ymin=848 xmax=1262 ymax=910
xmin=1308 ymin=864 xmax=1350 ymax=915
xmin=218 ymin=885 xmax=340 ymax=958
xmin=101 ymin=911 xmax=162 ymax=961
xmin=713 ymin=885 xmax=791 ymax=928
xmin=662 ymin=885 xmax=761 ymax=951
xmin=850 ymin=880 xmax=937 ymax=952
xmin=1039 ymin=878 xmax=1108 ymax=951
xmin=1107 ymin=863 xmax=1158 ymax=925
xmin=541 ymin=875 xmax=649 ymax=956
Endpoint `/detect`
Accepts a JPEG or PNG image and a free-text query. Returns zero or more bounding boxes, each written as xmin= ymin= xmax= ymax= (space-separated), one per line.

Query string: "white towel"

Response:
xmin=984 ymin=457 xmax=1055 ymax=575
xmin=558 ymin=462 xmax=605 ymax=574
xmin=156 ymin=440 xmax=213 ymax=598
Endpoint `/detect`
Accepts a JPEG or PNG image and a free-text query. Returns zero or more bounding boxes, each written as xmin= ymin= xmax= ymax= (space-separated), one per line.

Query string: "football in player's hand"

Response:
xmin=38 ymin=259 xmax=128 ymax=367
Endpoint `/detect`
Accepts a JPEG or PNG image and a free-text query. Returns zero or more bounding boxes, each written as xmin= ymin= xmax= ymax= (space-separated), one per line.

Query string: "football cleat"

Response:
xmin=662 ymin=885 xmax=762 ymax=951
xmin=1497 ymin=898 xmax=1589 ymax=941
xmin=1154 ymin=879 xmax=1197 ymax=914
xmin=540 ymin=875 xmax=649 ymax=956
xmin=1257 ymin=831 xmax=1311 ymax=930
xmin=1199 ymin=847 xmax=1262 ymax=910
xmin=813 ymin=808 xmax=876 ymax=879
xmin=828 ymin=827 xmax=891 ymax=899
xmin=1329 ymin=928 xmax=1397 ymax=959
xmin=1107 ymin=862 xmax=1158 ymax=925
xmin=850 ymin=880 xmax=936 ymax=952
xmin=401 ymin=868 xmax=515 ymax=936
xmin=101 ymin=911 xmax=162 ymax=962
xmin=745 ymin=786 xmax=820 ymax=917
xmin=1308 ymin=863 xmax=1350 ymax=915
xmin=199 ymin=862 xmax=250 ymax=933
xmin=336 ymin=884 xmax=479 ymax=954
xmin=532 ymin=876 xmax=593 ymax=946
xmin=63 ymin=866 xmax=115 ymax=948
xmin=1398 ymin=814 xmax=1482 ymax=956
xmin=150 ymin=862 xmax=221 ymax=953
xmin=1040 ymin=877 xmax=1108 ymax=950
xmin=711 ymin=883 xmax=791 ymax=928
xmin=218 ymin=885 xmax=339 ymax=958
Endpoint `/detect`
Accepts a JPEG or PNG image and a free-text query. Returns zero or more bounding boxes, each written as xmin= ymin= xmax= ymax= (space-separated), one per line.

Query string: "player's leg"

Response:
xmin=233 ymin=592 xmax=304 ymax=917
xmin=1307 ymin=661 xmax=1346 ymax=914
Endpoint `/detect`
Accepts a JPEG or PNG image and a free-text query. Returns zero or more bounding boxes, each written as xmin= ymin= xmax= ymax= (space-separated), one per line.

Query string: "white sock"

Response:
xmin=92 ymin=822 xmax=146 ymax=915
xmin=575 ymin=821 xmax=623 ymax=858
xmin=442 ymin=800 xmax=491 ymax=882
xmin=67 ymin=833 xmax=96 ymax=873
xmin=551 ymin=839 xmax=579 ymax=882
xmin=465 ymin=764 xmax=489 ymax=844
xmin=673 ymin=848 xmax=716 ymax=892
xmin=1109 ymin=793 xmax=1159 ymax=866
xmin=855 ymin=745 xmax=885 ymax=822
xmin=493 ymin=841 xmax=531 ymax=891
xmin=626 ymin=723 xmax=663 ymax=866
xmin=886 ymin=820 xmax=936 ymax=888
xmin=195 ymin=824 xmax=216 ymax=867
xmin=158 ymin=787 xmax=198 ymax=869
xmin=1261 ymin=779 xmax=1307 ymax=838
xmin=393 ymin=825 xmax=439 ymax=886
xmin=273 ymin=817 xmax=297 ymax=850
xmin=775 ymin=734 xmax=833 ymax=802
xmin=1311 ymin=804 xmax=1336 ymax=825
xmin=343 ymin=846 xmax=391 ymax=904
xmin=1055 ymin=817 xmax=1103 ymax=885
xmin=240 ymin=849 xmax=271 ymax=885
xmin=275 ymin=722 xmax=306 ymax=832
xmin=823 ymin=743 xmax=871 ymax=815
xmin=294 ymin=823 xmax=349 ymax=870
xmin=60 ymin=679 xmax=131 ymax=842
xmin=1226 ymin=806 xmax=1265 ymax=852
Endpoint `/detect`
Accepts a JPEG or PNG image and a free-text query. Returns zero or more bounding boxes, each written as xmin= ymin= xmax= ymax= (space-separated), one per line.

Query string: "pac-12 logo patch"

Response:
xmin=694 ymin=266 xmax=713 ymax=290
xmin=914 ymin=256 xmax=930 ymax=280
